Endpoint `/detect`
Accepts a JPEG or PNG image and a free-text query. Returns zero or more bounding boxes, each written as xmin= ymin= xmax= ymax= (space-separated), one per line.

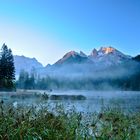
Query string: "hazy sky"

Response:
xmin=0 ymin=0 xmax=140 ymax=65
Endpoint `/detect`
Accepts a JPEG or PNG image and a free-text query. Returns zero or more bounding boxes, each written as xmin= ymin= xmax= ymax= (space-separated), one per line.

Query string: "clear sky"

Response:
xmin=0 ymin=0 xmax=140 ymax=65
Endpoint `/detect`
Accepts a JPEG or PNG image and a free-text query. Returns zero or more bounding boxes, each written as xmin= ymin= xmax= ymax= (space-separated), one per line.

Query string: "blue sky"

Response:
xmin=0 ymin=0 xmax=140 ymax=65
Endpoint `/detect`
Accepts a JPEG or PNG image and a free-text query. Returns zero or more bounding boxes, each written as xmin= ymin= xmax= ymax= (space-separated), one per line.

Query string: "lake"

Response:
xmin=1 ymin=90 xmax=140 ymax=113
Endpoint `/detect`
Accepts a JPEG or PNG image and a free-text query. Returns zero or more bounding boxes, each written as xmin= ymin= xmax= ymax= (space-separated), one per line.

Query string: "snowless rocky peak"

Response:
xmin=89 ymin=46 xmax=122 ymax=57
xmin=80 ymin=51 xmax=87 ymax=57
xmin=55 ymin=50 xmax=88 ymax=65
xmin=55 ymin=51 xmax=78 ymax=64
xmin=63 ymin=51 xmax=87 ymax=58
xmin=99 ymin=46 xmax=116 ymax=54
xmin=90 ymin=48 xmax=98 ymax=57
xmin=14 ymin=55 xmax=44 ymax=76
xmin=63 ymin=51 xmax=78 ymax=58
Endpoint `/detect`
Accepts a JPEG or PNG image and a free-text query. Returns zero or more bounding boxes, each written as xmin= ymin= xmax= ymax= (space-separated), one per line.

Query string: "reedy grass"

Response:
xmin=0 ymin=101 xmax=140 ymax=140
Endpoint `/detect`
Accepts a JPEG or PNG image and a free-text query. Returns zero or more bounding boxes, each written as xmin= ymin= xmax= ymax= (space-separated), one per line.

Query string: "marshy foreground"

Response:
xmin=0 ymin=100 xmax=140 ymax=140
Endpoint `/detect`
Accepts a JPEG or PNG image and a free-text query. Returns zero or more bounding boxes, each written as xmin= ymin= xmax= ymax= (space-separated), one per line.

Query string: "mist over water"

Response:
xmin=1 ymin=90 xmax=140 ymax=113
xmin=49 ymin=90 xmax=140 ymax=113
xmin=8 ymin=53 xmax=140 ymax=113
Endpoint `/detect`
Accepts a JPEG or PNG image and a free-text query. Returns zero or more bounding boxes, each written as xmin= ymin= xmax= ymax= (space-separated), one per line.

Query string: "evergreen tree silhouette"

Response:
xmin=0 ymin=43 xmax=15 ymax=90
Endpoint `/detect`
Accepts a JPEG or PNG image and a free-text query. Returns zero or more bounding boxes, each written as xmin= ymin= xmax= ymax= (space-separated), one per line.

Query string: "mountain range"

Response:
xmin=14 ymin=46 xmax=139 ymax=78
xmin=55 ymin=46 xmax=131 ymax=66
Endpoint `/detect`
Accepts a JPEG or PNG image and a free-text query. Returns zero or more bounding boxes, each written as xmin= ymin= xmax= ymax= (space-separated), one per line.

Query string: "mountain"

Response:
xmin=133 ymin=55 xmax=140 ymax=62
xmin=40 ymin=46 xmax=132 ymax=78
xmin=14 ymin=47 xmax=140 ymax=90
xmin=54 ymin=46 xmax=130 ymax=67
xmin=55 ymin=51 xmax=91 ymax=65
xmin=79 ymin=51 xmax=87 ymax=57
xmin=90 ymin=48 xmax=98 ymax=57
xmin=14 ymin=55 xmax=44 ymax=76
xmin=14 ymin=46 xmax=133 ymax=78
xmin=89 ymin=46 xmax=131 ymax=66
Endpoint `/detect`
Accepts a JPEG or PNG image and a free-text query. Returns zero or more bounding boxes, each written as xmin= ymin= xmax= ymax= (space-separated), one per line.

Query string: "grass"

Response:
xmin=0 ymin=100 xmax=140 ymax=140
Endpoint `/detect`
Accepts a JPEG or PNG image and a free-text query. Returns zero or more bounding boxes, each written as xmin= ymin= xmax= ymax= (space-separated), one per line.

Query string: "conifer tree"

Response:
xmin=0 ymin=43 xmax=15 ymax=90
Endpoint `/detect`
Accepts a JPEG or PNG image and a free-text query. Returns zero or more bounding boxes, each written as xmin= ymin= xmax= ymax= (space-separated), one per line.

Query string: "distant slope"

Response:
xmin=133 ymin=55 xmax=140 ymax=62
xmin=54 ymin=46 xmax=131 ymax=67
xmin=14 ymin=55 xmax=44 ymax=76
xmin=88 ymin=46 xmax=131 ymax=66
xmin=55 ymin=51 xmax=91 ymax=65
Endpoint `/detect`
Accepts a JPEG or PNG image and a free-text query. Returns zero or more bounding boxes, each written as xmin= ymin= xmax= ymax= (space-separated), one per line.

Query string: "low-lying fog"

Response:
xmin=0 ymin=90 xmax=140 ymax=113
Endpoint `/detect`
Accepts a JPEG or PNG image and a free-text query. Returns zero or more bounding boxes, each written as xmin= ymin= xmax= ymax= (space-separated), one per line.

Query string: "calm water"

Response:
xmin=49 ymin=90 xmax=140 ymax=113
xmin=1 ymin=90 xmax=140 ymax=113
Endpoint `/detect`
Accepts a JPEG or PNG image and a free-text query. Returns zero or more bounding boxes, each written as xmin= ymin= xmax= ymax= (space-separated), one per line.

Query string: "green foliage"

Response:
xmin=17 ymin=70 xmax=35 ymax=89
xmin=0 ymin=44 xmax=15 ymax=91
xmin=0 ymin=101 xmax=140 ymax=139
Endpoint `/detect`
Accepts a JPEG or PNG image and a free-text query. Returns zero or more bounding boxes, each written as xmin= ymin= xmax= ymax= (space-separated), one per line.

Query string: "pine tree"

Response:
xmin=17 ymin=69 xmax=26 ymax=89
xmin=0 ymin=43 xmax=15 ymax=90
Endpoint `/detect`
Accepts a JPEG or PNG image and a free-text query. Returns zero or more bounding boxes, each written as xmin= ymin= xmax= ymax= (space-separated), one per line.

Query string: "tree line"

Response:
xmin=16 ymin=70 xmax=55 ymax=90
xmin=16 ymin=66 xmax=140 ymax=91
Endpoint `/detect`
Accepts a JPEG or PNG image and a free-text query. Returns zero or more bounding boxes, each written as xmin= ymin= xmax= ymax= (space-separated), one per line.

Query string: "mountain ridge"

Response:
xmin=14 ymin=46 xmax=139 ymax=77
xmin=14 ymin=55 xmax=44 ymax=76
xmin=54 ymin=46 xmax=131 ymax=66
